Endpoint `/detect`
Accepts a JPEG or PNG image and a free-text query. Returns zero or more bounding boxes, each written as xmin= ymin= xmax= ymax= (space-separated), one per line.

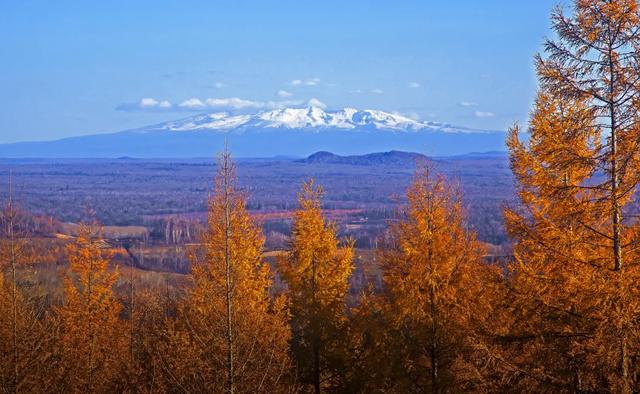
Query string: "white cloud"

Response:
xmin=201 ymin=97 xmax=305 ymax=110
xmin=277 ymin=90 xmax=293 ymax=98
xmin=117 ymin=97 xmax=173 ymax=111
xmin=206 ymin=98 xmax=260 ymax=109
xmin=305 ymin=77 xmax=320 ymax=86
xmin=307 ymin=98 xmax=327 ymax=109
xmin=179 ymin=98 xmax=206 ymax=109
xmin=475 ymin=110 xmax=495 ymax=118
xmin=175 ymin=97 xmax=293 ymax=111
xmin=459 ymin=101 xmax=479 ymax=107
xmin=291 ymin=78 xmax=320 ymax=86
xmin=214 ymin=82 xmax=226 ymax=88
xmin=408 ymin=82 xmax=421 ymax=88
xmin=119 ymin=96 xmax=325 ymax=112
xmin=139 ymin=98 xmax=159 ymax=107
xmin=348 ymin=89 xmax=362 ymax=94
xmin=370 ymin=88 xmax=384 ymax=94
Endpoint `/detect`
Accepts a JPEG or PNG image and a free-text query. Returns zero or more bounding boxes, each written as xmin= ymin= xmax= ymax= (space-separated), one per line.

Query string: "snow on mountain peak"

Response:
xmin=255 ymin=106 xmax=334 ymax=128
xmin=153 ymin=106 xmax=482 ymax=133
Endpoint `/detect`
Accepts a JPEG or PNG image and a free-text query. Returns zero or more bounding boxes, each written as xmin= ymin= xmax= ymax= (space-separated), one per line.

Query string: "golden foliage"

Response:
xmin=279 ymin=180 xmax=354 ymax=392
xmin=169 ymin=151 xmax=292 ymax=392
xmin=504 ymin=1 xmax=640 ymax=391
xmin=55 ymin=225 xmax=125 ymax=393
xmin=378 ymin=167 xmax=498 ymax=392
xmin=0 ymin=198 xmax=57 ymax=393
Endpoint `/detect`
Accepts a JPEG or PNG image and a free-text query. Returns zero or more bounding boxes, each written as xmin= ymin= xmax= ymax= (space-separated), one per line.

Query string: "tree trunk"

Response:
xmin=311 ymin=255 xmax=320 ymax=394
xmin=429 ymin=286 xmax=439 ymax=394
xmin=605 ymin=40 xmax=622 ymax=272
xmin=130 ymin=266 xmax=135 ymax=366
xmin=223 ymin=151 xmax=235 ymax=394
xmin=621 ymin=334 xmax=631 ymax=394
xmin=8 ymin=174 xmax=18 ymax=393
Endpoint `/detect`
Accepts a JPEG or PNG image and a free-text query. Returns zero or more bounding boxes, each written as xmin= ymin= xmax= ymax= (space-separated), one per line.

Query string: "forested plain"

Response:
xmin=3 ymin=1 xmax=640 ymax=392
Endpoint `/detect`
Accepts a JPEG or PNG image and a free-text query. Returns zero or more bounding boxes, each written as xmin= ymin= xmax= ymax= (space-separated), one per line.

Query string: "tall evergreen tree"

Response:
xmin=279 ymin=180 xmax=354 ymax=393
xmin=504 ymin=1 xmax=640 ymax=391
xmin=378 ymin=167 xmax=497 ymax=392
xmin=55 ymin=225 xmax=126 ymax=393
xmin=0 ymin=188 xmax=53 ymax=392
xmin=169 ymin=149 xmax=292 ymax=392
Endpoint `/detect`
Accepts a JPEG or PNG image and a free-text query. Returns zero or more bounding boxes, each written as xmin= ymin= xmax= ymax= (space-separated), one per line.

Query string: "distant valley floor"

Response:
xmin=0 ymin=152 xmax=514 ymax=251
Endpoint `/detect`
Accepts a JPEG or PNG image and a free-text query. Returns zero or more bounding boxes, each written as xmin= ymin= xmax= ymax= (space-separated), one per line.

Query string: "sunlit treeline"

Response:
xmin=0 ymin=150 xmax=498 ymax=393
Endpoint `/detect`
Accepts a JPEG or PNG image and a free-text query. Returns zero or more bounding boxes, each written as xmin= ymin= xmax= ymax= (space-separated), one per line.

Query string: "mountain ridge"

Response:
xmin=0 ymin=106 xmax=507 ymax=158
xmin=138 ymin=106 xmax=493 ymax=134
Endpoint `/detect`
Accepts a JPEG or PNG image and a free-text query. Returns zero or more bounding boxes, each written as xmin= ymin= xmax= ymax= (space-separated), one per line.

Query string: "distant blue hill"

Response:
xmin=0 ymin=106 xmax=507 ymax=158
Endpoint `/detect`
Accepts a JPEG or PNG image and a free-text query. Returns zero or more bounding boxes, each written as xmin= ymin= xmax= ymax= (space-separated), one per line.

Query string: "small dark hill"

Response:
xmin=299 ymin=150 xmax=429 ymax=166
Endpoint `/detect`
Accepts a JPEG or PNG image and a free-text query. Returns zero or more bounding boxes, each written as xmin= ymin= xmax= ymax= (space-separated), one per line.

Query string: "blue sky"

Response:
xmin=0 ymin=1 xmax=566 ymax=143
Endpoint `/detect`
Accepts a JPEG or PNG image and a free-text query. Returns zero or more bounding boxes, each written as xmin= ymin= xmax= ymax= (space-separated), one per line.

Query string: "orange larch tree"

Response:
xmin=504 ymin=1 xmax=640 ymax=391
xmin=0 ymin=188 xmax=51 ymax=392
xmin=378 ymin=167 xmax=498 ymax=392
xmin=169 ymin=149 xmax=292 ymax=392
xmin=279 ymin=180 xmax=354 ymax=393
xmin=55 ymin=225 xmax=126 ymax=393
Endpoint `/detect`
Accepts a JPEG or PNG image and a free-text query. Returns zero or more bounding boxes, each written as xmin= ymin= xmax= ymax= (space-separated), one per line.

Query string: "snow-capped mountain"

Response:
xmin=0 ymin=106 xmax=506 ymax=158
xmin=149 ymin=106 xmax=482 ymax=133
